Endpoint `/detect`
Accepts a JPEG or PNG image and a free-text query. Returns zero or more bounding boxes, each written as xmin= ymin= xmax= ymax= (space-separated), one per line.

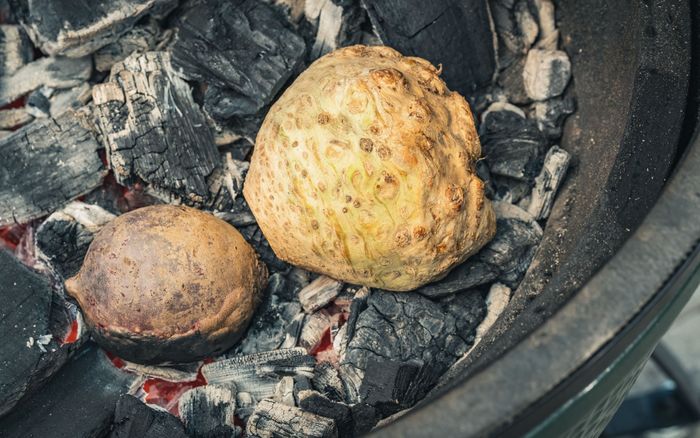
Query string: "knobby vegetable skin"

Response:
xmin=244 ymin=45 xmax=496 ymax=291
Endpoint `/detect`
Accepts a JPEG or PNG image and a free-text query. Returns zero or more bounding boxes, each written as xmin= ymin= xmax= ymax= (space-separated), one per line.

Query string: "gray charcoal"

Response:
xmin=520 ymin=146 xmax=571 ymax=219
xmin=204 ymin=153 xmax=251 ymax=213
xmin=49 ymin=82 xmax=92 ymax=118
xmin=298 ymin=389 xmax=353 ymax=438
xmin=239 ymin=224 xmax=289 ymax=272
xmin=480 ymin=102 xmax=547 ymax=181
xmin=273 ymin=376 xmax=296 ymax=406
xmin=349 ymin=402 xmax=379 ymax=436
xmin=171 ymin=0 xmax=306 ymax=118
xmin=0 ymin=108 xmax=32 ymax=130
xmin=111 ymin=395 xmax=187 ymax=438
xmin=344 ymin=286 xmax=371 ymax=344
xmin=531 ymin=95 xmax=576 ymax=139
xmin=35 ymin=201 xmax=116 ymax=278
xmin=523 ymin=49 xmax=572 ymax=101
xmin=492 ymin=175 xmax=533 ymax=204
xmin=11 ymin=0 xmax=177 ymax=57
xmin=299 ymin=275 xmax=344 ymax=313
xmin=498 ymin=56 xmax=530 ymax=104
xmin=0 ymin=55 xmax=91 ymax=106
xmin=179 ymin=384 xmax=238 ymax=438
xmin=280 ymin=312 xmax=305 ymax=349
xmin=218 ymin=138 xmax=254 ymax=161
xmin=305 ymin=0 xmax=365 ymax=60
xmin=312 ymin=361 xmax=346 ymax=402
xmin=94 ymin=20 xmax=161 ymax=73
xmin=247 ymin=399 xmax=338 ymax=438
xmin=122 ymin=361 xmax=200 ymax=383
xmin=491 ymin=0 xmax=538 ymax=69
xmin=202 ymin=348 xmax=315 ymax=402
xmin=362 ymin=0 xmax=496 ymax=94
xmin=0 ymin=109 xmax=106 ymax=227
xmin=299 ymin=310 xmax=331 ymax=352
xmin=533 ymin=0 xmax=558 ymax=50
xmin=92 ymin=51 xmax=221 ymax=206
xmin=0 ymin=25 xmax=33 ymax=76
xmin=232 ymin=273 xmax=303 ymax=354
xmin=339 ymin=291 xmax=486 ymax=409
xmin=235 ymin=391 xmax=257 ymax=420
xmin=272 ymin=0 xmax=307 ymax=23
xmin=416 ymin=261 xmax=497 ymax=298
xmin=25 ymin=86 xmax=52 ymax=119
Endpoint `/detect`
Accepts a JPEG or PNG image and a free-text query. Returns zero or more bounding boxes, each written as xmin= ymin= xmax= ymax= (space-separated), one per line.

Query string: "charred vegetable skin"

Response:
xmin=244 ymin=45 xmax=496 ymax=291
xmin=65 ymin=205 xmax=268 ymax=364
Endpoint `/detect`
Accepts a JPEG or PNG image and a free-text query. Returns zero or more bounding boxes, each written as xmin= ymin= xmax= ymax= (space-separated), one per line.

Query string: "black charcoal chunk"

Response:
xmin=343 ymin=286 xmax=371 ymax=343
xmin=232 ymin=273 xmax=303 ymax=355
xmin=531 ymin=95 xmax=576 ymax=139
xmin=0 ymin=24 xmax=33 ymax=76
xmin=205 ymin=154 xmax=251 ymax=213
xmin=480 ymin=104 xmax=547 ymax=181
xmin=498 ymin=56 xmax=530 ymax=104
xmin=179 ymin=384 xmax=238 ymax=438
xmin=349 ymin=402 xmax=378 ymax=435
xmin=0 ymin=344 xmax=136 ymax=438
xmin=25 ymin=86 xmax=51 ymax=118
xmin=0 ymin=110 xmax=106 ymax=227
xmin=280 ymin=312 xmax=305 ymax=349
xmin=362 ymin=0 xmax=496 ymax=94
xmin=0 ymin=55 xmax=92 ymax=106
xmin=339 ymin=291 xmax=486 ymax=412
xmin=92 ymin=51 xmax=221 ymax=206
xmin=35 ymin=201 xmax=116 ymax=278
xmin=305 ymin=0 xmax=365 ymax=60
xmin=94 ymin=20 xmax=162 ymax=73
xmin=492 ymin=175 xmax=533 ymax=204
xmin=416 ymin=261 xmax=497 ymax=298
xmin=520 ymin=145 xmax=571 ymax=219
xmin=247 ymin=399 xmax=338 ymax=438
xmin=171 ymin=0 xmax=306 ymax=118
xmin=523 ymin=49 xmax=572 ymax=101
xmin=110 ymin=395 xmax=187 ymax=438
xmin=298 ymin=389 xmax=353 ymax=438
xmin=239 ymin=224 xmax=289 ymax=272
xmin=312 ymin=361 xmax=346 ymax=402
xmin=491 ymin=0 xmax=538 ymax=70
xmin=11 ymin=0 xmax=177 ymax=57
xmin=202 ymin=348 xmax=315 ymax=402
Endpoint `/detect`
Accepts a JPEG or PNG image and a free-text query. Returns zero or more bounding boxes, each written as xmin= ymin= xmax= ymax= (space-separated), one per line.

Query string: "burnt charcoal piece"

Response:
xmin=247 ymin=399 xmax=338 ymax=438
xmin=298 ymin=389 xmax=353 ymax=438
xmin=491 ymin=0 xmax=538 ymax=69
xmin=305 ymin=0 xmax=365 ymax=59
xmin=205 ymin=153 xmax=251 ymax=213
xmin=0 ymin=108 xmax=32 ymax=129
xmin=94 ymin=20 xmax=161 ymax=73
xmin=349 ymin=402 xmax=379 ymax=435
xmin=25 ymin=86 xmax=51 ymax=118
xmin=179 ymin=385 xmax=238 ymax=438
xmin=11 ymin=0 xmax=177 ymax=56
xmin=343 ymin=286 xmax=371 ymax=344
xmin=498 ymin=56 xmax=530 ymax=104
xmin=299 ymin=275 xmax=344 ymax=313
xmin=0 ymin=110 xmax=106 ymax=227
xmin=492 ymin=175 xmax=534 ymax=204
xmin=362 ymin=0 xmax=496 ymax=94
xmin=111 ymin=395 xmax=188 ymax=438
xmin=0 ymin=344 xmax=136 ymax=438
xmin=480 ymin=103 xmax=547 ymax=181
xmin=49 ymin=82 xmax=92 ymax=118
xmin=523 ymin=49 xmax=572 ymax=101
xmin=532 ymin=95 xmax=576 ymax=139
xmin=521 ymin=146 xmax=571 ymax=220
xmin=232 ymin=273 xmax=303 ymax=355
xmin=0 ymin=25 xmax=33 ymax=76
xmin=92 ymin=52 xmax=221 ymax=206
xmin=171 ymin=0 xmax=306 ymax=118
xmin=35 ymin=201 xmax=116 ymax=278
xmin=339 ymin=291 xmax=486 ymax=411
xmin=312 ymin=361 xmax=346 ymax=402
xmin=299 ymin=310 xmax=331 ymax=351
xmin=280 ymin=312 xmax=305 ymax=349
xmin=273 ymin=375 xmax=296 ymax=406
xmin=239 ymin=224 xmax=289 ymax=272
xmin=202 ymin=348 xmax=315 ymax=402
xmin=0 ymin=55 xmax=92 ymax=106
xmin=416 ymin=261 xmax=497 ymax=298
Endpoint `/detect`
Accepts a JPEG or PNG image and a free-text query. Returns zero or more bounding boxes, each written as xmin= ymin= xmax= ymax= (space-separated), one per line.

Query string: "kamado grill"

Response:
xmin=0 ymin=0 xmax=699 ymax=437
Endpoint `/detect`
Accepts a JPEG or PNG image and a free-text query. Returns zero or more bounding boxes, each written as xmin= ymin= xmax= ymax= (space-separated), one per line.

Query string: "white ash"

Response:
xmin=520 ymin=146 xmax=571 ymax=219
xmin=247 ymin=398 xmax=338 ymax=438
xmin=524 ymin=49 xmax=572 ymax=101
xmin=299 ymin=275 xmax=344 ymax=313
xmin=272 ymin=376 xmax=296 ymax=407
xmin=179 ymin=384 xmax=238 ymax=438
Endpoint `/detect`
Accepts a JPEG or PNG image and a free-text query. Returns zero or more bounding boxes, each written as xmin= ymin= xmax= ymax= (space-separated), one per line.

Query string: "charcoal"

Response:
xmin=339 ymin=291 xmax=486 ymax=409
xmin=498 ymin=56 xmax=530 ymax=104
xmin=11 ymin=0 xmax=177 ymax=57
xmin=362 ymin=0 xmax=496 ymax=94
xmin=299 ymin=310 xmax=331 ymax=351
xmin=305 ymin=0 xmax=365 ymax=60
xmin=416 ymin=261 xmax=497 ymax=298
xmin=280 ymin=312 xmax=305 ymax=349
xmin=523 ymin=49 xmax=571 ymax=101
xmin=122 ymin=361 xmax=200 ymax=382
xmin=273 ymin=376 xmax=296 ymax=406
xmin=179 ymin=384 xmax=238 ymax=438
xmin=51 ymin=83 xmax=91 ymax=117
xmin=533 ymin=0 xmax=558 ymax=50
xmin=235 ymin=391 xmax=257 ymax=420
xmin=299 ymin=275 xmax=344 ymax=313
xmin=202 ymin=348 xmax=315 ymax=402
xmin=492 ymin=175 xmax=533 ymax=204
xmin=0 ymin=25 xmax=33 ymax=76
xmin=232 ymin=273 xmax=303 ymax=354
xmin=0 ymin=344 xmax=136 ymax=438
xmin=298 ymin=390 xmax=353 ymax=438
xmin=239 ymin=224 xmax=289 ymax=272
xmin=218 ymin=138 xmax=254 ymax=161
xmin=481 ymin=201 xmax=543 ymax=286
xmin=111 ymin=395 xmax=187 ymax=438
xmin=477 ymin=283 xmax=512 ymax=341
xmin=0 ymin=55 xmax=91 ymax=106
xmin=25 ymin=86 xmax=52 ymax=118
xmin=170 ymin=0 xmax=306 ymax=118
xmin=0 ymin=109 xmax=106 ymax=227
xmin=247 ymin=399 xmax=338 ymax=438
xmin=349 ymin=402 xmax=379 ymax=435
xmin=343 ymin=286 xmax=371 ymax=343
xmin=92 ymin=51 xmax=221 ymax=206
xmin=272 ymin=0 xmax=307 ymax=23
xmin=491 ymin=0 xmax=538 ymax=68
xmin=531 ymin=95 xmax=576 ymax=139
xmin=94 ymin=20 xmax=161 ymax=73
xmin=480 ymin=103 xmax=547 ymax=181
xmin=312 ymin=362 xmax=346 ymax=402
xmin=204 ymin=153 xmax=251 ymax=212
xmin=0 ymin=108 xmax=32 ymax=129
xmin=35 ymin=201 xmax=116 ymax=278
xmin=521 ymin=145 xmax=571 ymax=219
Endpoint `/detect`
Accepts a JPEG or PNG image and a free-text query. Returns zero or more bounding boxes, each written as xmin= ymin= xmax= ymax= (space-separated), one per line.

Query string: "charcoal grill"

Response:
xmin=1 ymin=0 xmax=699 ymax=437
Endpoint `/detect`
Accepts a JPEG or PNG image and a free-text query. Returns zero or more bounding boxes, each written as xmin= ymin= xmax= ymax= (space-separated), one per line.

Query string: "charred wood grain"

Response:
xmin=247 ymin=398 xmax=338 ymax=438
xmin=110 ymin=395 xmax=188 ymax=438
xmin=0 ymin=24 xmax=33 ymax=76
xmin=179 ymin=384 xmax=238 ymax=438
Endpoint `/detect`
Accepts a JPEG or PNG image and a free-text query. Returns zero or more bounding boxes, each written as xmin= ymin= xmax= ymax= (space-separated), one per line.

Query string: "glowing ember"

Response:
xmin=0 ymin=224 xmax=27 ymax=251
xmin=143 ymin=366 xmax=208 ymax=416
xmin=61 ymin=320 xmax=80 ymax=345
